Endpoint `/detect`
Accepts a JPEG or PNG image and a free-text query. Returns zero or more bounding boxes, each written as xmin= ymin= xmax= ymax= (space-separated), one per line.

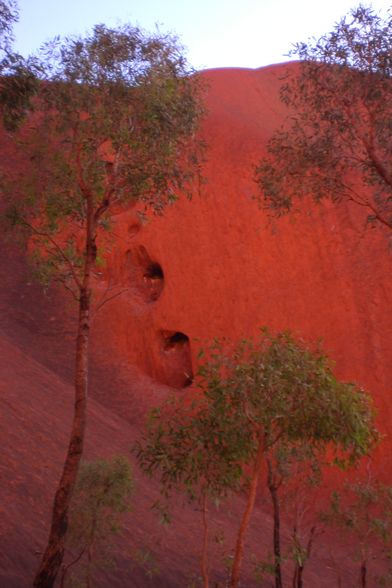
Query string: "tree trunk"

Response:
xmin=86 ymin=543 xmax=93 ymax=588
xmin=292 ymin=566 xmax=298 ymax=588
xmin=59 ymin=545 xmax=87 ymax=588
xmin=33 ymin=289 xmax=90 ymax=587
xmin=360 ymin=560 xmax=367 ymax=588
xmin=266 ymin=457 xmax=283 ymax=588
xmin=33 ymin=203 xmax=95 ymax=587
xmin=294 ymin=564 xmax=304 ymax=588
xmin=201 ymin=492 xmax=210 ymax=588
xmin=230 ymin=431 xmax=264 ymax=588
xmin=292 ymin=525 xmax=315 ymax=588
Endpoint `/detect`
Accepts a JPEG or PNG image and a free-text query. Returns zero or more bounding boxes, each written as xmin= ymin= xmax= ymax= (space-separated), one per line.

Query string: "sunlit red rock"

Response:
xmin=93 ymin=65 xmax=392 ymax=442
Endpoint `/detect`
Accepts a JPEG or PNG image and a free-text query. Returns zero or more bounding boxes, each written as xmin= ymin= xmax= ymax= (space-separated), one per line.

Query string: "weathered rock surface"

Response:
xmin=94 ymin=64 xmax=392 ymax=442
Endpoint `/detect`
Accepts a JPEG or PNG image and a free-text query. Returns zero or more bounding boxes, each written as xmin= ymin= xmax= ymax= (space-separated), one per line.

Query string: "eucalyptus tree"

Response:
xmin=255 ymin=5 xmax=392 ymax=232
xmin=1 ymin=22 xmax=204 ymax=587
xmin=60 ymin=455 xmax=134 ymax=588
xmin=137 ymin=329 xmax=378 ymax=588
xmin=135 ymin=389 xmax=247 ymax=588
xmin=323 ymin=478 xmax=392 ymax=588
xmin=199 ymin=330 xmax=377 ymax=588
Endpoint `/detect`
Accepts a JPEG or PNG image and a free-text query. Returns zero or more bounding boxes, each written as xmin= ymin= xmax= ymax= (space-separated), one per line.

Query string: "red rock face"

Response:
xmin=1 ymin=63 xmax=392 ymax=586
xmin=94 ymin=63 xmax=392 ymax=451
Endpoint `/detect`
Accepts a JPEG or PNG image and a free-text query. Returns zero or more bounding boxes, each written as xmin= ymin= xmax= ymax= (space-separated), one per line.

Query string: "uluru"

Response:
xmin=1 ymin=60 xmax=391 ymax=587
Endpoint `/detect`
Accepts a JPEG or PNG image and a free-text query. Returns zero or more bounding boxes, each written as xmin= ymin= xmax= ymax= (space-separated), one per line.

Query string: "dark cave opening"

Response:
xmin=163 ymin=331 xmax=189 ymax=350
xmin=126 ymin=246 xmax=164 ymax=303
xmin=160 ymin=330 xmax=193 ymax=388
xmin=144 ymin=262 xmax=164 ymax=281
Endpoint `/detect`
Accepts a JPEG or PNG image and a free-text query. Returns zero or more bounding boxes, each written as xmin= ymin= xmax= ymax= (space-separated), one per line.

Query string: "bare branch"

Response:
xmin=59 ymin=545 xmax=88 ymax=588
xmin=92 ymin=287 xmax=128 ymax=317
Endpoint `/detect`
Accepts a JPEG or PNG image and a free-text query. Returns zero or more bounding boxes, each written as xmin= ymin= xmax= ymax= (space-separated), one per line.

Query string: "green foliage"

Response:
xmin=135 ymin=391 xmax=246 ymax=502
xmin=62 ymin=455 xmax=134 ymax=587
xmin=324 ymin=478 xmax=392 ymax=546
xmin=0 ymin=1 xmax=40 ymax=130
xmin=255 ymin=5 xmax=392 ymax=231
xmin=137 ymin=327 xmax=377 ymax=501
xmin=322 ymin=476 xmax=392 ymax=584
xmin=251 ymin=554 xmax=276 ymax=583
xmin=130 ymin=547 xmax=160 ymax=580
xmin=198 ymin=329 xmax=378 ymax=464
xmin=198 ymin=329 xmax=378 ymax=587
xmin=1 ymin=22 xmax=204 ymax=291
xmin=0 ymin=61 xmax=40 ymax=130
xmin=136 ymin=328 xmax=378 ymax=587
xmin=0 ymin=0 xmax=17 ymax=53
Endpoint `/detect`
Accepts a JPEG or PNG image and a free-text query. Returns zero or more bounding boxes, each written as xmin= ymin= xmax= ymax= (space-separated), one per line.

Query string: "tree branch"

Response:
xmin=344 ymin=184 xmax=392 ymax=230
xmin=94 ymin=147 xmax=123 ymax=223
xmin=20 ymin=220 xmax=82 ymax=290
xmin=72 ymin=122 xmax=93 ymax=201
xmin=92 ymin=287 xmax=128 ymax=317
xmin=60 ymin=544 xmax=88 ymax=588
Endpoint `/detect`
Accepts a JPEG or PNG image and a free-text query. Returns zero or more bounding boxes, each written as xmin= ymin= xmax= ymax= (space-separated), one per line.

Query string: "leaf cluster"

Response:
xmin=199 ymin=329 xmax=378 ymax=462
xmin=136 ymin=329 xmax=378 ymax=505
xmin=61 ymin=455 xmax=134 ymax=586
xmin=66 ymin=455 xmax=134 ymax=550
xmin=1 ymin=22 xmax=205 ymax=292
xmin=324 ymin=480 xmax=392 ymax=545
xmin=135 ymin=394 xmax=246 ymax=501
xmin=22 ymin=23 xmax=204 ymax=211
xmin=255 ymin=5 xmax=392 ymax=230
xmin=0 ymin=1 xmax=41 ymax=130
xmin=0 ymin=0 xmax=17 ymax=54
xmin=322 ymin=477 xmax=392 ymax=584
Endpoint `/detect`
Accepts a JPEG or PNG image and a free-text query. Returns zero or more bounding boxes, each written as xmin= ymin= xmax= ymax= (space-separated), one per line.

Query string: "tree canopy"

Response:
xmin=0 ymin=0 xmax=39 ymax=130
xmin=137 ymin=329 xmax=378 ymax=588
xmin=3 ymin=23 xmax=204 ymax=286
xmin=62 ymin=455 xmax=134 ymax=587
xmin=0 ymin=0 xmax=17 ymax=53
xmin=255 ymin=5 xmax=392 ymax=232
xmin=323 ymin=478 xmax=392 ymax=587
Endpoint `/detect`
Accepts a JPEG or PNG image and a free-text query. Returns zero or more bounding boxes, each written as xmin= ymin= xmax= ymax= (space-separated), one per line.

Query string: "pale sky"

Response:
xmin=14 ymin=0 xmax=391 ymax=71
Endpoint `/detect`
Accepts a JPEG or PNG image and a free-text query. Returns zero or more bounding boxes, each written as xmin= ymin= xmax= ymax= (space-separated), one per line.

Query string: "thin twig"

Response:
xmin=92 ymin=287 xmax=128 ymax=316
xmin=60 ymin=545 xmax=88 ymax=588
xmin=21 ymin=220 xmax=82 ymax=290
